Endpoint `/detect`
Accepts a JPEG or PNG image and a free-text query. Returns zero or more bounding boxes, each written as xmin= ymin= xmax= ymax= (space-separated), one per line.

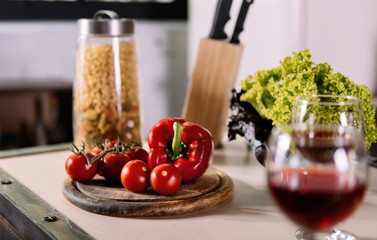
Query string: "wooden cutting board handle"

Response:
xmin=182 ymin=38 xmax=244 ymax=147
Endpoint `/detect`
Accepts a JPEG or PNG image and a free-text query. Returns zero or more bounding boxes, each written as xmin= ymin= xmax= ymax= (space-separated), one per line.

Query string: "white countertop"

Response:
xmin=0 ymin=140 xmax=376 ymax=240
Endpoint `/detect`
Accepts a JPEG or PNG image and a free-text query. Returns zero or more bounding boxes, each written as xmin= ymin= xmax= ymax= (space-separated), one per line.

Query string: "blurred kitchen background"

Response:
xmin=0 ymin=0 xmax=377 ymax=150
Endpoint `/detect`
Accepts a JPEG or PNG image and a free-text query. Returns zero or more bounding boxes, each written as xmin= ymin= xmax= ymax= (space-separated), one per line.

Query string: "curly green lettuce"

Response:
xmin=240 ymin=49 xmax=377 ymax=147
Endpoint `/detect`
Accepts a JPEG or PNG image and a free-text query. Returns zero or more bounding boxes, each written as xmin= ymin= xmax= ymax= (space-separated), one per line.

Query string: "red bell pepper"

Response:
xmin=147 ymin=117 xmax=213 ymax=182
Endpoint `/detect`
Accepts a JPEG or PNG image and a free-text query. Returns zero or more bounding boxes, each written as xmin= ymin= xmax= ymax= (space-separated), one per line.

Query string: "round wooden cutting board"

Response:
xmin=63 ymin=168 xmax=233 ymax=217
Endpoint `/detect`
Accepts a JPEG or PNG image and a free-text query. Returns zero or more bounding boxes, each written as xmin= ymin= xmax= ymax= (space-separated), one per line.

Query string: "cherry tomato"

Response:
xmin=150 ymin=163 xmax=181 ymax=195
xmin=65 ymin=152 xmax=98 ymax=182
xmin=121 ymin=160 xmax=150 ymax=192
xmin=89 ymin=145 xmax=104 ymax=155
xmin=100 ymin=152 xmax=131 ymax=182
xmin=126 ymin=146 xmax=148 ymax=162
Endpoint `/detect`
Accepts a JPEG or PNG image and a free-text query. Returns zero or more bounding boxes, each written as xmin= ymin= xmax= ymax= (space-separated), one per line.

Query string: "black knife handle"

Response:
xmin=209 ymin=0 xmax=233 ymax=39
xmin=230 ymin=0 xmax=254 ymax=44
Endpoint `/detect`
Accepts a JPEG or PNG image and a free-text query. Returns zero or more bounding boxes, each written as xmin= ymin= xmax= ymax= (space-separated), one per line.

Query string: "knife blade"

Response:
xmin=208 ymin=0 xmax=233 ymax=39
xmin=230 ymin=0 xmax=254 ymax=44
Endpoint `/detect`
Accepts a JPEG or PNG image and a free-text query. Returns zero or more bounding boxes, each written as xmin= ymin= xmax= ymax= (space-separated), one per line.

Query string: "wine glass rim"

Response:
xmin=295 ymin=94 xmax=361 ymax=105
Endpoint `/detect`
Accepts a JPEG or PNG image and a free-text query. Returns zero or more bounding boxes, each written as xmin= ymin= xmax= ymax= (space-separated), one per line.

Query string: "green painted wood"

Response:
xmin=0 ymin=167 xmax=94 ymax=240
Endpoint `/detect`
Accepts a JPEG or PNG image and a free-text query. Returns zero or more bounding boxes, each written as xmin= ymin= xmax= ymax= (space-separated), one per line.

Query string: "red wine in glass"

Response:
xmin=269 ymin=168 xmax=366 ymax=231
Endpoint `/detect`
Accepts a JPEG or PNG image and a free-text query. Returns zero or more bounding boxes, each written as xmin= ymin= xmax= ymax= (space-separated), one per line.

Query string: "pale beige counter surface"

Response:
xmin=0 ymin=140 xmax=376 ymax=240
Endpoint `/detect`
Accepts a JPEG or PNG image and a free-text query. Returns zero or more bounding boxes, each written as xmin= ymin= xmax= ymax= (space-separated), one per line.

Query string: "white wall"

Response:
xmin=135 ymin=21 xmax=187 ymax=135
xmin=0 ymin=22 xmax=76 ymax=85
xmin=305 ymin=0 xmax=377 ymax=93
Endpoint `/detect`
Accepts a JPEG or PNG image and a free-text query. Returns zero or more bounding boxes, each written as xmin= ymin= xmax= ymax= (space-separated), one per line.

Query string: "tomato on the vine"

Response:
xmin=121 ymin=160 xmax=150 ymax=192
xmin=65 ymin=152 xmax=98 ymax=182
xmin=150 ymin=163 xmax=181 ymax=195
xmin=89 ymin=145 xmax=104 ymax=155
xmin=100 ymin=152 xmax=131 ymax=182
xmin=126 ymin=146 xmax=148 ymax=163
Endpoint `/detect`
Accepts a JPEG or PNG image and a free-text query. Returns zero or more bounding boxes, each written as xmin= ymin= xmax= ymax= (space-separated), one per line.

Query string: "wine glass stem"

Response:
xmin=295 ymin=228 xmax=357 ymax=240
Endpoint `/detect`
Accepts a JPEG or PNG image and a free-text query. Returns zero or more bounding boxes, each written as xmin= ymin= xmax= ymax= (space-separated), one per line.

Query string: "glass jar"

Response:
xmin=73 ymin=10 xmax=142 ymax=149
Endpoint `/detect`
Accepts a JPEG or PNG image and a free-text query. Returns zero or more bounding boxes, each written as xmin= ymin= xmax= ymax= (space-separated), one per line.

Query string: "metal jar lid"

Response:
xmin=78 ymin=10 xmax=134 ymax=36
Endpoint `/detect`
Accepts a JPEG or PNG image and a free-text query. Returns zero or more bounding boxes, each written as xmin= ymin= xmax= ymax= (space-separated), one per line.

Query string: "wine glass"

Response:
xmin=266 ymin=95 xmax=369 ymax=240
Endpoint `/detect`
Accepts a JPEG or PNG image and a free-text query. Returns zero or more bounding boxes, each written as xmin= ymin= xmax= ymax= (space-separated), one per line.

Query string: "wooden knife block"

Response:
xmin=182 ymin=38 xmax=244 ymax=147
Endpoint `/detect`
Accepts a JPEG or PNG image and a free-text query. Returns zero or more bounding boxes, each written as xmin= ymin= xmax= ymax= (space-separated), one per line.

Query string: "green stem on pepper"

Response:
xmin=166 ymin=122 xmax=187 ymax=161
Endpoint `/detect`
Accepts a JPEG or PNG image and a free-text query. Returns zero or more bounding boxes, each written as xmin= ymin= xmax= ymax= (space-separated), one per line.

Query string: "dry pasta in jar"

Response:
xmin=74 ymin=11 xmax=142 ymax=149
